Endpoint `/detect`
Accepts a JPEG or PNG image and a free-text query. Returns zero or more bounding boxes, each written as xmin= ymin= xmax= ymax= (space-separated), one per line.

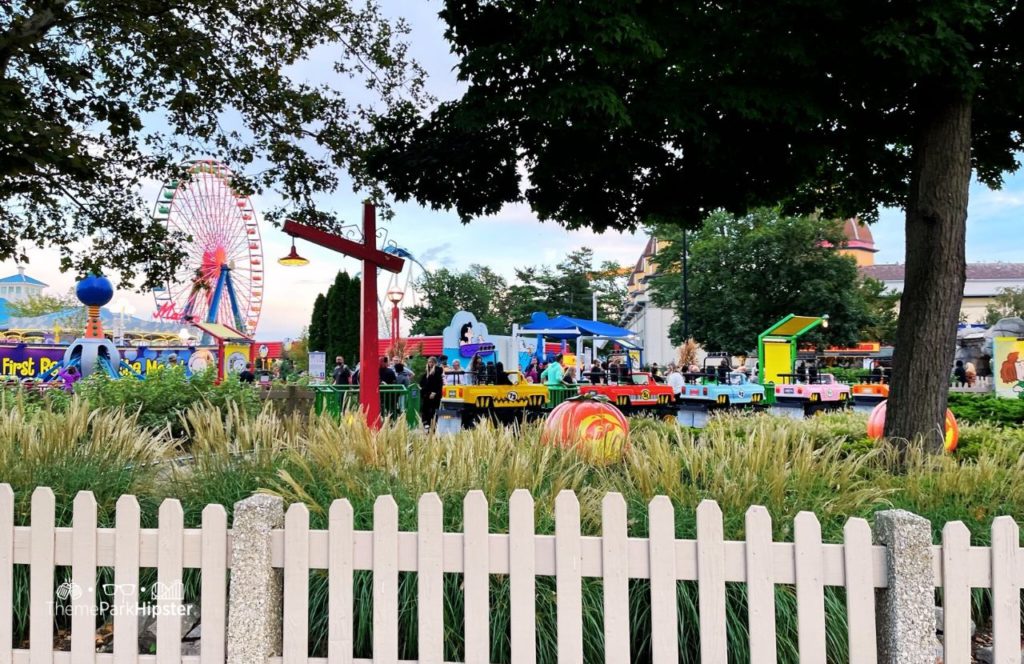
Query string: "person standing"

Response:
xmin=394 ymin=362 xmax=411 ymax=387
xmin=953 ymin=360 xmax=967 ymax=386
xmin=540 ymin=354 xmax=564 ymax=386
xmin=379 ymin=356 xmax=398 ymax=385
xmin=332 ymin=356 xmax=351 ymax=385
xmin=394 ymin=360 xmax=411 ymax=412
xmin=239 ymin=363 xmax=256 ymax=384
xmin=666 ymin=364 xmax=685 ymax=402
xmin=419 ymin=356 xmax=444 ymax=430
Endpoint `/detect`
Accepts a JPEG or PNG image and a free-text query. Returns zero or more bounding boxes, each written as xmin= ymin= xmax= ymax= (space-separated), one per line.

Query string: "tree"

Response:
xmin=404 ymin=265 xmax=508 ymax=335
xmin=286 ymin=329 xmax=309 ymax=374
xmin=343 ymin=274 xmax=361 ymax=365
xmin=505 ymin=249 xmax=627 ymax=323
xmin=364 ymin=1 xmax=1024 ymax=449
xmin=985 ymin=288 xmax=1024 ymax=326
xmin=6 ymin=290 xmax=78 ymax=317
xmin=1 ymin=1 xmax=426 ymax=288
xmin=648 ymin=210 xmax=878 ymax=352
xmin=859 ymin=278 xmax=901 ymax=345
xmin=306 ymin=272 xmax=360 ymax=364
xmin=325 ymin=272 xmax=361 ymax=365
xmin=308 ymin=294 xmax=328 ymax=353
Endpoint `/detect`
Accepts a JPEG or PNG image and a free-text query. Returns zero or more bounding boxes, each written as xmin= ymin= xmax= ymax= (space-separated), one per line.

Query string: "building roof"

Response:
xmin=0 ymin=267 xmax=47 ymax=287
xmin=840 ymin=218 xmax=877 ymax=252
xmin=377 ymin=337 xmax=445 ymax=358
xmin=626 ymin=236 xmax=658 ymax=288
xmin=862 ymin=263 xmax=1024 ymax=281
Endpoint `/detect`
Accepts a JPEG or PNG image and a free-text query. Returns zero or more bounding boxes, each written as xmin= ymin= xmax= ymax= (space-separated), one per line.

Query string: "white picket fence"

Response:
xmin=0 ymin=485 xmax=227 ymax=664
xmin=0 ymin=484 xmax=1020 ymax=663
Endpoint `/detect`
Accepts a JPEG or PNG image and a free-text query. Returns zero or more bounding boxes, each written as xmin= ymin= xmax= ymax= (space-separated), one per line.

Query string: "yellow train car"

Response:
xmin=439 ymin=372 xmax=548 ymax=428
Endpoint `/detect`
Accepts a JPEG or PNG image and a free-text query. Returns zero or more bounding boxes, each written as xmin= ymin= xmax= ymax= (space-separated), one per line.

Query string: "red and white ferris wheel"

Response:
xmin=151 ymin=160 xmax=264 ymax=335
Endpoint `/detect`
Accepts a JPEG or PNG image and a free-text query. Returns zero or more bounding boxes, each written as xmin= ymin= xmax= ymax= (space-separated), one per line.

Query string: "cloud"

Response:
xmin=416 ymin=242 xmax=454 ymax=265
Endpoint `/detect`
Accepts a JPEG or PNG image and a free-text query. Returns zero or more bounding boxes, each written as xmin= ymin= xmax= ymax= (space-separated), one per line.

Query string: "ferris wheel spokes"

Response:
xmin=150 ymin=159 xmax=264 ymax=335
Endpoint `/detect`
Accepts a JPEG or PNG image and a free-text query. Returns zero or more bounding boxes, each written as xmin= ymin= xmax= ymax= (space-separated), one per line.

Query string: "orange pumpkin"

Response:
xmin=542 ymin=395 xmax=630 ymax=465
xmin=866 ymin=400 xmax=959 ymax=453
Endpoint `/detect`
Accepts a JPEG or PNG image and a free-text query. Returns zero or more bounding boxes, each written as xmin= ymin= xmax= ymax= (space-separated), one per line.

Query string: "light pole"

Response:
xmin=386 ymin=288 xmax=405 ymax=347
xmin=681 ymin=229 xmax=689 ymax=339
xmin=279 ymin=202 xmax=404 ymax=428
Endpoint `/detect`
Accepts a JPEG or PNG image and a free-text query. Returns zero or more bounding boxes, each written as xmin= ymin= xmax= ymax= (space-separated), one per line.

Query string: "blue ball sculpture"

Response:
xmin=76 ymin=274 xmax=114 ymax=307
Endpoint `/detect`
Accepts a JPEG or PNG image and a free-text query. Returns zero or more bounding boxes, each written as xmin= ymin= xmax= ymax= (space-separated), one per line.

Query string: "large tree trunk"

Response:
xmin=884 ymin=94 xmax=971 ymax=452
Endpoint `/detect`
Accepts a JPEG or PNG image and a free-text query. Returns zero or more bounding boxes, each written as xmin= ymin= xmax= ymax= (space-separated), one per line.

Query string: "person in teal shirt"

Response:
xmin=540 ymin=355 xmax=564 ymax=385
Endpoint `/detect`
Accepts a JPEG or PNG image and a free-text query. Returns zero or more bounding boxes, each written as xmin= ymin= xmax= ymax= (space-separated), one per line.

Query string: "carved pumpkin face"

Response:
xmin=866 ymin=400 xmax=959 ymax=453
xmin=542 ymin=397 xmax=630 ymax=465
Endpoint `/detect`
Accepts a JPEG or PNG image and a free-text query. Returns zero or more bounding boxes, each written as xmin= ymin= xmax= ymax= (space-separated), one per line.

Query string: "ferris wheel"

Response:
xmin=150 ymin=160 xmax=264 ymax=335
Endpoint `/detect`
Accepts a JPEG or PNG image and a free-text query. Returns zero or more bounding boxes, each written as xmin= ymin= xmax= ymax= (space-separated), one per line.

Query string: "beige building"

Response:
xmin=620 ymin=237 xmax=678 ymax=365
xmin=861 ymin=263 xmax=1024 ymax=323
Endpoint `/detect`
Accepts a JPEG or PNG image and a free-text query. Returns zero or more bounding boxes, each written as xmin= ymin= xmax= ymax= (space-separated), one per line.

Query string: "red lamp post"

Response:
xmin=280 ymin=202 xmax=404 ymax=428
xmin=386 ymin=288 xmax=404 ymax=347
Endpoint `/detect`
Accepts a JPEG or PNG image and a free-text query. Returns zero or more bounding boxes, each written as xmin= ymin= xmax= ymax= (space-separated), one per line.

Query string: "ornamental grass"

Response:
xmin=1 ymin=398 xmax=1023 ymax=660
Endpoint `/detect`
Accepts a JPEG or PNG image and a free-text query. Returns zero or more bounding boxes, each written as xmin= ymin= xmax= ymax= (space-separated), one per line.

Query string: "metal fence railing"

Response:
xmin=545 ymin=384 xmax=579 ymax=408
xmin=312 ymin=384 xmax=421 ymax=428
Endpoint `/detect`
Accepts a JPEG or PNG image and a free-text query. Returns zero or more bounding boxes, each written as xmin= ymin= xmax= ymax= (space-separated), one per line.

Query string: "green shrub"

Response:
xmin=76 ymin=367 xmax=260 ymax=437
xmin=948 ymin=392 xmax=1024 ymax=426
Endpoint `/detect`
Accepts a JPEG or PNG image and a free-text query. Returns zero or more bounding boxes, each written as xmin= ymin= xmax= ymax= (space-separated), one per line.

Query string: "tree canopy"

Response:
xmin=403 ymin=249 xmax=627 ymax=336
xmin=6 ymin=290 xmax=78 ymax=318
xmin=507 ymin=248 xmax=626 ymax=324
xmin=365 ymin=0 xmax=1024 ymax=447
xmin=648 ymin=210 xmax=886 ymax=352
xmin=404 ymin=265 xmax=509 ymax=336
xmin=1 ymin=0 xmax=426 ymax=288
xmin=985 ymin=288 xmax=1024 ymax=326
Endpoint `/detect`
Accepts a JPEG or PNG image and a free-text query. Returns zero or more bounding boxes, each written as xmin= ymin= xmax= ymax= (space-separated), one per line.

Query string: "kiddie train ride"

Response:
xmin=675 ymin=354 xmax=767 ymax=426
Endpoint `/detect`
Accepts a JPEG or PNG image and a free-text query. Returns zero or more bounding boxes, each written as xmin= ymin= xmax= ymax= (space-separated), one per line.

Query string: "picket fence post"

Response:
xmin=873 ymin=509 xmax=935 ymax=664
xmin=226 ymin=494 xmax=285 ymax=664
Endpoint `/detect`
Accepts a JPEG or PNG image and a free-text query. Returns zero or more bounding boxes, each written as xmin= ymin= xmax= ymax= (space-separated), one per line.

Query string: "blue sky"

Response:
xmin=3 ymin=1 xmax=1022 ymax=340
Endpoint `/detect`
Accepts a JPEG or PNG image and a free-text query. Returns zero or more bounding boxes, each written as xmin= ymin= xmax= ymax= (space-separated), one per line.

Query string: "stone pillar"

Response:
xmin=874 ymin=509 xmax=935 ymax=664
xmin=227 ymin=494 xmax=285 ymax=664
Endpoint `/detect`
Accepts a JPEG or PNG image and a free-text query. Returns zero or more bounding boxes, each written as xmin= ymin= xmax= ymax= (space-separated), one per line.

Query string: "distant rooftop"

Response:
xmin=0 ymin=266 xmax=47 ymax=287
xmin=861 ymin=263 xmax=1024 ymax=281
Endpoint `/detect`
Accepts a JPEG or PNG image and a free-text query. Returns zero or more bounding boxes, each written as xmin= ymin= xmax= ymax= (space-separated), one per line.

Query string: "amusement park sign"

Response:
xmin=0 ymin=344 xmax=206 ymax=378
xmin=153 ymin=301 xmax=181 ymax=321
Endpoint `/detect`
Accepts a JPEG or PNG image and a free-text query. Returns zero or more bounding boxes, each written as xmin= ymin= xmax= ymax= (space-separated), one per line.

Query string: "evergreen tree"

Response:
xmin=343 ymin=275 xmax=362 ymax=365
xmin=326 ymin=272 xmax=351 ymax=362
xmin=308 ymin=294 xmax=328 ymax=352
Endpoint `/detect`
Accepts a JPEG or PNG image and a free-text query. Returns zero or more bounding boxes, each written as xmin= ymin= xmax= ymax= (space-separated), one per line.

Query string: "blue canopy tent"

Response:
xmin=512 ymin=312 xmax=643 ymax=371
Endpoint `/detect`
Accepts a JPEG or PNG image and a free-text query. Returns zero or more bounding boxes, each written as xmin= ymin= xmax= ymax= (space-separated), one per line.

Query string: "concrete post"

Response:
xmin=873 ymin=509 xmax=935 ymax=664
xmin=227 ymin=494 xmax=285 ymax=664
